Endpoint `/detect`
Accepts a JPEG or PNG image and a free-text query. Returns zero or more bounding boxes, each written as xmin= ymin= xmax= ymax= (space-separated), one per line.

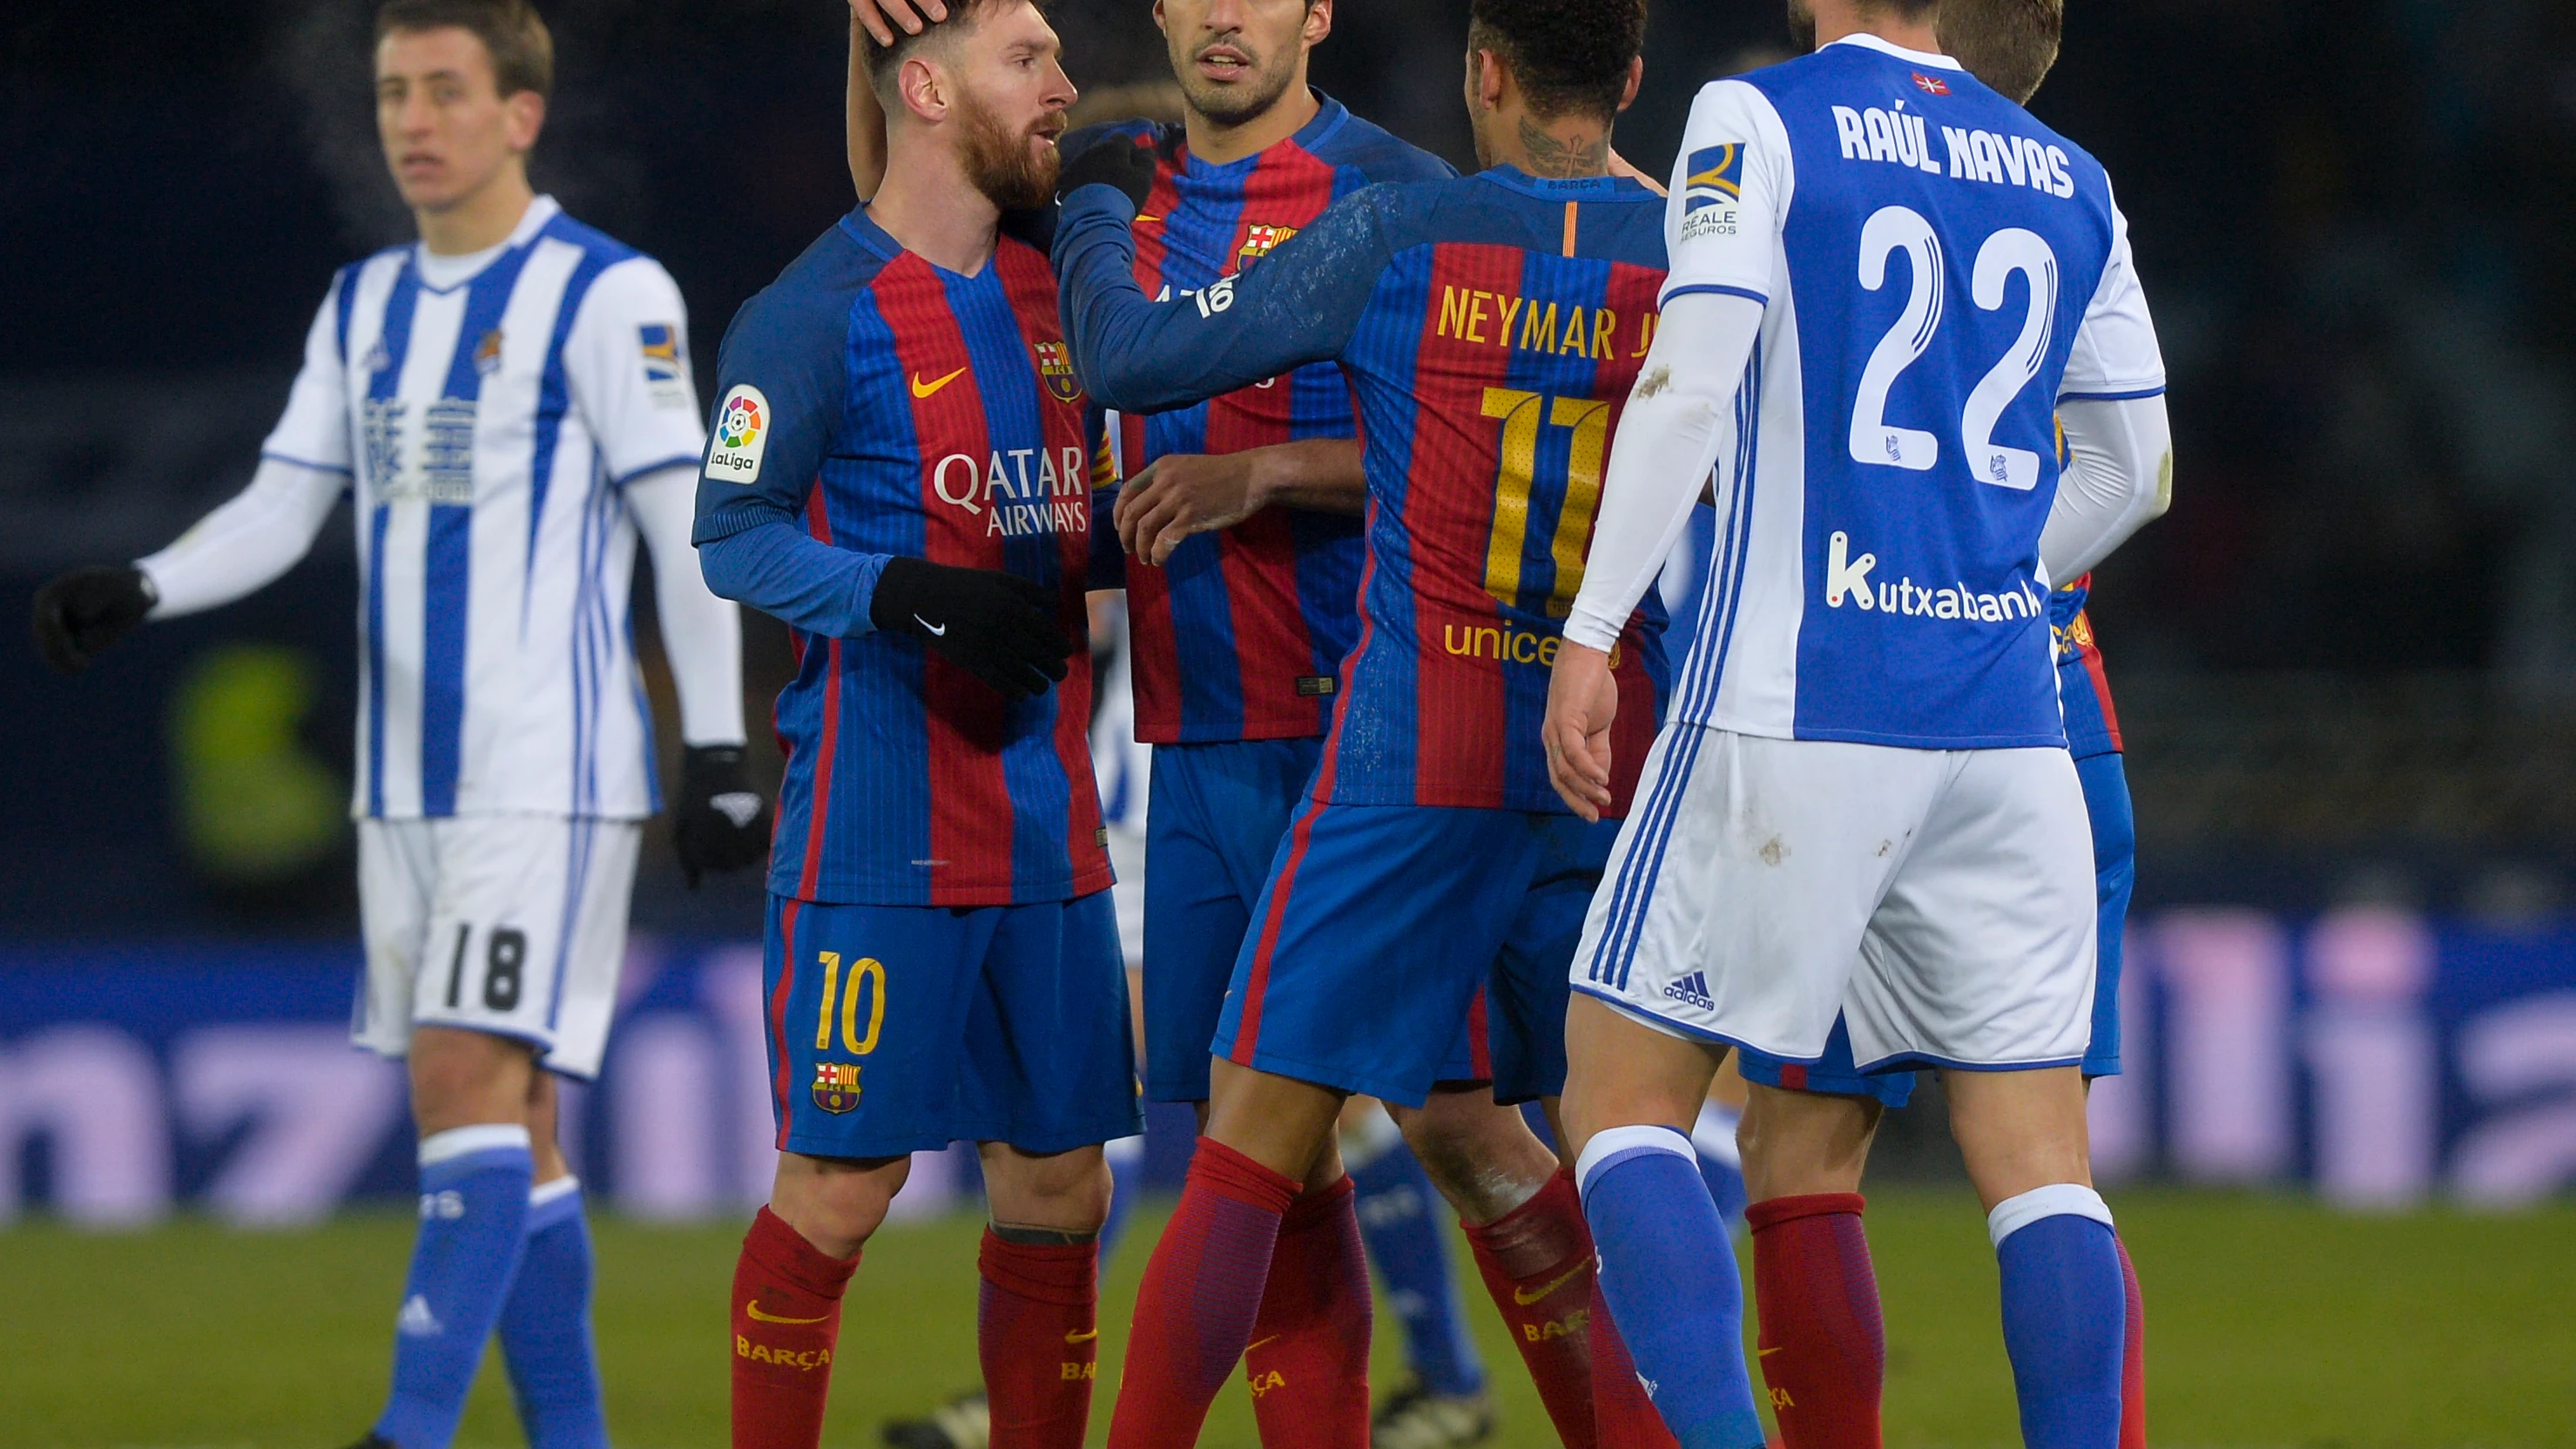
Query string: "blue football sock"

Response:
xmin=1575 ymin=1126 xmax=1766 ymax=1449
xmin=1991 ymin=1184 xmax=2126 ymax=1449
xmin=1689 ymin=1100 xmax=1750 ymax=1237
xmin=498 ymin=1176 xmax=608 ymax=1449
xmin=1097 ymin=1134 xmax=1145 ymax=1270
xmin=376 ymin=1124 xmax=535 ymax=1449
xmin=1347 ymin=1123 xmax=1487 ymax=1398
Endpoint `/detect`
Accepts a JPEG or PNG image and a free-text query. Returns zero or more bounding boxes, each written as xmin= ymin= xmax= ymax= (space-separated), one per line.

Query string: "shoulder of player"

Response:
xmin=1064 ymin=116 xmax=1163 ymax=157
xmin=1311 ymin=110 xmax=1456 ymax=185
xmin=713 ymin=222 xmax=883 ymax=377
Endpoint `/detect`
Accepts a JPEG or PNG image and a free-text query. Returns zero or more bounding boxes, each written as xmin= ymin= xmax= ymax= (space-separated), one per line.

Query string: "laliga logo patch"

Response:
xmin=1033 ymin=340 xmax=1083 ymax=405
xmin=812 ymin=1061 xmax=861 ymax=1114
xmin=706 ymin=385 xmax=770 ymax=483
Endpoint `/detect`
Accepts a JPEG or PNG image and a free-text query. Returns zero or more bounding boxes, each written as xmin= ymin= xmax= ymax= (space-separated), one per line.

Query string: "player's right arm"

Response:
xmin=1053 ymin=158 xmax=1391 ymax=414
xmin=1547 ymin=81 xmax=1786 ymax=819
xmin=31 ymin=278 xmax=354 ymax=676
xmin=691 ymin=278 xmax=1069 ymax=700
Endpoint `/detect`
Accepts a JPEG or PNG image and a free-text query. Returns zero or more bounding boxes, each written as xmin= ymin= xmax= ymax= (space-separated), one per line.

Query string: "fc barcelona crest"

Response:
xmin=812 ymin=1061 xmax=862 ymax=1114
xmin=1034 ymin=340 xmax=1083 ymax=405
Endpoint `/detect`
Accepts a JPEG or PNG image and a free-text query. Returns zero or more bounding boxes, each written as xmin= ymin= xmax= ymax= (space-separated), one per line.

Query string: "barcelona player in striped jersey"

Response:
xmin=849 ymin=4 xmax=1509 ymax=1442
xmin=1051 ymin=3 xmax=1687 ymax=1445
xmin=1711 ymin=10 xmax=2157 ymax=1449
xmin=688 ymin=6 xmax=1140 ymax=1448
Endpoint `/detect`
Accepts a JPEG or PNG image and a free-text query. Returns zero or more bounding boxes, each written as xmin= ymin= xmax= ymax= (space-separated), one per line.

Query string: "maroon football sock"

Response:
xmin=1588 ymin=1276 xmax=1680 ymax=1448
xmin=978 ymin=1230 xmax=1101 ymax=1449
xmin=2116 ymin=1232 xmax=2147 ymax=1449
xmin=1748 ymin=1193 xmax=1884 ymax=1449
xmin=1106 ymin=1140 xmax=1301 ymax=1449
xmin=1462 ymin=1169 xmax=1600 ymax=1448
xmin=1245 ymin=1176 xmax=1373 ymax=1449
xmin=730 ymin=1206 xmax=859 ymax=1449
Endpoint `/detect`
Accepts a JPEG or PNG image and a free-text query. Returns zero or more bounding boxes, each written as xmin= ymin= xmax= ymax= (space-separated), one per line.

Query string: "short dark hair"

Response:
xmin=860 ymin=0 xmax=1049 ymax=92
xmin=374 ymin=0 xmax=554 ymax=99
xmin=1467 ymin=0 xmax=1649 ymax=124
xmin=1938 ymin=0 xmax=2061 ymax=104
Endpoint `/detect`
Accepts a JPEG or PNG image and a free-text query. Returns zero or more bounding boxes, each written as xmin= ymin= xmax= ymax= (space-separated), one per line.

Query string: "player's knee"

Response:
xmin=985 ymin=1148 xmax=1112 ymax=1234
xmin=406 ymin=1028 xmax=533 ymax=1132
xmin=772 ymin=1153 xmax=909 ymax=1251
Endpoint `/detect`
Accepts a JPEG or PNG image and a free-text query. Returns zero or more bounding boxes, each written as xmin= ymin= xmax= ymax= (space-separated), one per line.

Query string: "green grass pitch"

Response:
xmin=3 ymin=1187 xmax=2570 ymax=1448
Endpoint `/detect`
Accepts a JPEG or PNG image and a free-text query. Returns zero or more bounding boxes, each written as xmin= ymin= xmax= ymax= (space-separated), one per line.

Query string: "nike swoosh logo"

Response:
xmin=1757 ymin=1346 xmax=1784 ymax=1357
xmin=1064 ymin=1328 xmax=1099 ymax=1343
xmin=911 ymin=367 xmax=968 ymax=400
xmin=914 ymin=615 xmax=947 ymax=637
xmin=1512 ymin=1255 xmax=1595 ymax=1306
xmin=1244 ymin=1335 xmax=1280 ymax=1353
xmin=745 ymin=1302 xmax=830 ymax=1324
xmin=1135 ymin=214 xmax=1162 ymax=224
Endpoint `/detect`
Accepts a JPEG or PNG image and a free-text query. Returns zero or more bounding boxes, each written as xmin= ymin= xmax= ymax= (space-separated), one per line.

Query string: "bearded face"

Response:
xmin=955 ymin=75 xmax=1065 ymax=211
xmin=1169 ymin=19 xmax=1303 ymax=126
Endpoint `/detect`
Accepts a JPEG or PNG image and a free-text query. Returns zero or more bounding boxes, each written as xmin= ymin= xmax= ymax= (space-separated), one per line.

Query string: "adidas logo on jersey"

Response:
xmin=1662 ymin=971 xmax=1715 ymax=1011
xmin=1824 ymin=532 xmax=2046 ymax=624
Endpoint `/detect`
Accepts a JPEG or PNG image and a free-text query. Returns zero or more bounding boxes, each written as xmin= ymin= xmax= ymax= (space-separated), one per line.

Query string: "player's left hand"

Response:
xmin=1114 ymin=453 xmax=1261 ymax=565
xmin=673 ymin=744 xmax=772 ymax=889
xmin=1057 ymin=136 xmax=1158 ymax=213
xmin=1543 ymin=643 xmax=1620 ymax=823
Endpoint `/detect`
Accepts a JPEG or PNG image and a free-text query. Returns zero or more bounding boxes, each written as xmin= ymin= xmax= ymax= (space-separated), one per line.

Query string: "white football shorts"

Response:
xmin=1573 ymin=725 xmax=2096 ymax=1072
xmin=354 ymin=815 xmax=643 ymax=1080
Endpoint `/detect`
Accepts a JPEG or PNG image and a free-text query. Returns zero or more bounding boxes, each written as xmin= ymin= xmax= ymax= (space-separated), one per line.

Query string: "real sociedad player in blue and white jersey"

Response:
xmin=1535 ymin=4 xmax=2172 ymax=1448
xmin=31 ymin=8 xmax=765 ymax=1449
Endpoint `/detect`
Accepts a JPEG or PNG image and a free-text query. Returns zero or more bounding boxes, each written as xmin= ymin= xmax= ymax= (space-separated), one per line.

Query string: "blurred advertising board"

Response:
xmin=3 ymin=909 xmax=2573 ymax=1226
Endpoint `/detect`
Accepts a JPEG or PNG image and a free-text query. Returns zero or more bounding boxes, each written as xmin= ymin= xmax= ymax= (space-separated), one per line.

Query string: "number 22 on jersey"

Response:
xmin=1849 ymin=205 xmax=2060 ymax=491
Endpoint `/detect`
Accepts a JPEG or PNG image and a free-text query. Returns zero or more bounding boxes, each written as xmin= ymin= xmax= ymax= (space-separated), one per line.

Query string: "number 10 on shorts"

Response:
xmin=814 ymin=952 xmax=887 ymax=1055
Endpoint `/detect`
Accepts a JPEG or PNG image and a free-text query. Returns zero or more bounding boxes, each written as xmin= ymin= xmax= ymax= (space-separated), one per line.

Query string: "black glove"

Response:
xmin=32 ymin=565 xmax=153 ymax=676
xmin=1056 ymin=135 xmax=1158 ymax=212
xmin=673 ymin=745 xmax=771 ymax=889
xmin=868 ymin=556 xmax=1073 ymax=701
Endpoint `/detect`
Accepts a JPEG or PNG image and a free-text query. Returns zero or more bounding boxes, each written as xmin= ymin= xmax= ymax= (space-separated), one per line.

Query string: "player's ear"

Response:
xmin=504 ymin=88 xmax=546 ymax=152
xmin=1473 ymin=48 xmax=1507 ymax=114
xmin=1616 ymin=56 xmax=1642 ymax=114
xmin=897 ymin=52 xmax=949 ymax=124
xmin=1301 ymin=0 xmax=1332 ymax=50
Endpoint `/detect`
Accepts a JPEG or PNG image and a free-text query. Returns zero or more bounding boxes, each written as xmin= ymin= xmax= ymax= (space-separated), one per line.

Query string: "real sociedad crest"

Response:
xmin=1034 ymin=340 xmax=1083 ymax=405
xmin=812 ymin=1061 xmax=861 ymax=1114
xmin=474 ymin=328 xmax=505 ymax=376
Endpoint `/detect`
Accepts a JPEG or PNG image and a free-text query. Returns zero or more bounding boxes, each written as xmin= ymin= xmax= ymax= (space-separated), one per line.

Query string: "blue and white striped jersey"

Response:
xmin=1659 ymin=35 xmax=2165 ymax=749
xmin=264 ymin=196 xmax=706 ymax=819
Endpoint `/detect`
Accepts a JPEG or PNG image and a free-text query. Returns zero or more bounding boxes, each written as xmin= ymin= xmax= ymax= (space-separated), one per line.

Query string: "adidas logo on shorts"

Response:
xmin=1662 ymin=971 xmax=1715 ymax=1011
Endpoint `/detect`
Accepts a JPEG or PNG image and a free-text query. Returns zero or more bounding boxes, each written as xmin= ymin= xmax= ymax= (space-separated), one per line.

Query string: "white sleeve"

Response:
xmin=2059 ymin=179 xmax=2166 ymax=401
xmin=1658 ymin=79 xmax=1793 ymax=309
xmin=136 ymin=456 xmax=346 ymax=618
xmin=565 ymin=257 xmax=708 ymax=485
xmin=625 ymin=464 xmax=747 ymax=746
xmin=2040 ymin=394 xmax=2172 ymax=583
xmin=259 ymin=278 xmax=357 ymax=475
xmin=1564 ymin=291 xmax=1768 ymax=652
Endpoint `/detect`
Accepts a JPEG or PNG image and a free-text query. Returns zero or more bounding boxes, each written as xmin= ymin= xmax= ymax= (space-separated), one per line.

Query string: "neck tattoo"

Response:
xmin=1517 ymin=116 xmax=1608 ymax=178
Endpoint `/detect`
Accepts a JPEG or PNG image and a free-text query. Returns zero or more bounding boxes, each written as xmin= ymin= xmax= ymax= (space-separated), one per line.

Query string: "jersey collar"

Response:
xmin=1478 ymin=165 xmax=1653 ymax=200
xmin=1175 ymin=89 xmax=1349 ymax=175
xmin=409 ymin=194 xmax=561 ymax=291
xmin=1824 ymin=32 xmax=1964 ymax=70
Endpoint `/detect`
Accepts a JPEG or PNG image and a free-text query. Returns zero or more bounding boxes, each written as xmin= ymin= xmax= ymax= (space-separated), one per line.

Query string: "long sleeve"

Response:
xmin=2040 ymin=394 xmax=2172 ymax=583
xmin=625 ymin=463 xmax=747 ymax=745
xmin=697 ymin=517 xmax=888 ymax=642
xmin=1052 ymin=183 xmax=1387 ymax=414
xmin=1563 ymin=291 xmax=1768 ymax=652
xmin=136 ymin=456 xmax=347 ymax=618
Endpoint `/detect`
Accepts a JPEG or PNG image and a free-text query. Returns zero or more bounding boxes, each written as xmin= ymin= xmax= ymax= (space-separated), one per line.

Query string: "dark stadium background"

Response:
xmin=5 ymin=6 xmax=2575 ymax=1443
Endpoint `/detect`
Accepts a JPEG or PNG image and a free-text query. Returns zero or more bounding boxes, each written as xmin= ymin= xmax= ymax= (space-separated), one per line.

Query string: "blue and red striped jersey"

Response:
xmin=693 ymin=209 xmax=1110 ymax=906
xmin=1069 ymin=96 xmax=1451 ymax=745
xmin=2050 ymin=576 xmax=2122 ymax=757
xmin=1059 ymin=168 xmax=1673 ymax=815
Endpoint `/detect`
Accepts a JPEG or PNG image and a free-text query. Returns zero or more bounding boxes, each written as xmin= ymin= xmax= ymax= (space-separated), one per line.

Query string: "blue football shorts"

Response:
xmin=763 ymin=890 xmax=1142 ymax=1158
xmin=1143 ymin=739 xmax=1476 ymax=1101
xmin=1212 ymin=799 xmax=1615 ymax=1109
